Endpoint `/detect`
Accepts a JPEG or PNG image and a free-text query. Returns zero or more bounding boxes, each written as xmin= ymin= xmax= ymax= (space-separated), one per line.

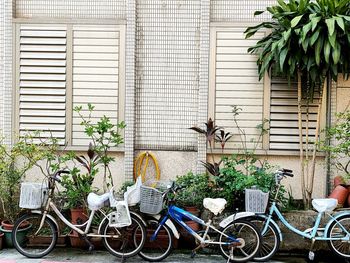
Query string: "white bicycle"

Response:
xmin=12 ymin=170 xmax=146 ymax=259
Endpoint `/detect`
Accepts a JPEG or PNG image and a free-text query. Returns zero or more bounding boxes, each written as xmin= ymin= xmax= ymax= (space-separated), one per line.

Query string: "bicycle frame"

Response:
xmin=152 ymin=204 xmax=239 ymax=245
xmin=36 ymin=196 xmax=114 ymax=238
xmin=262 ymin=201 xmax=350 ymax=242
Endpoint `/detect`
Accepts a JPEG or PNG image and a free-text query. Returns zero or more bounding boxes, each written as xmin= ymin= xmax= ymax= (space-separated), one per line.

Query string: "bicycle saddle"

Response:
xmin=87 ymin=192 xmax=111 ymax=211
xmin=312 ymin=198 xmax=338 ymax=213
xmin=203 ymin=198 xmax=227 ymax=215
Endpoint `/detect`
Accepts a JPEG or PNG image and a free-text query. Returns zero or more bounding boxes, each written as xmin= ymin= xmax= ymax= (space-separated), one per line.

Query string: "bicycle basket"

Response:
xmin=140 ymin=185 xmax=163 ymax=214
xmin=245 ymin=189 xmax=269 ymax=213
xmin=109 ymin=200 xmax=132 ymax=228
xmin=19 ymin=182 xmax=49 ymax=209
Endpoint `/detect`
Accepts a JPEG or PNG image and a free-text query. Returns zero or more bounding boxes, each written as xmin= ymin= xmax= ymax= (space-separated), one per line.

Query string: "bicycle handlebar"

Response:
xmin=50 ymin=170 xmax=70 ymax=183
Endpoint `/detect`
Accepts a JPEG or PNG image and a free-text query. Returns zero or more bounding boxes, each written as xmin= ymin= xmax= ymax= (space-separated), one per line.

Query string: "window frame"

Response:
xmin=13 ymin=19 xmax=126 ymax=151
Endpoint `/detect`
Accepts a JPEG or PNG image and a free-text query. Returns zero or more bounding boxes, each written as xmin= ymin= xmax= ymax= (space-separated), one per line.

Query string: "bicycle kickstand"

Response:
xmin=308 ymin=239 xmax=316 ymax=261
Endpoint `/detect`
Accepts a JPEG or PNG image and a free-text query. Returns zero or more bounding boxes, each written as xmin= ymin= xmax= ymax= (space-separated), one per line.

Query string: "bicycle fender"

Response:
xmin=254 ymin=214 xmax=283 ymax=242
xmin=219 ymin=212 xmax=255 ymax=228
xmin=150 ymin=214 xmax=180 ymax=239
xmin=324 ymin=211 xmax=350 ymax=236
xmin=31 ymin=210 xmax=60 ymax=233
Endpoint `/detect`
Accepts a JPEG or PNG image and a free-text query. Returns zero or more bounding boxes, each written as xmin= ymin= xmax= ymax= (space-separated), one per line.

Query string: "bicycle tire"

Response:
xmin=137 ymin=219 xmax=174 ymax=262
xmin=12 ymin=212 xmax=57 ymax=258
xmin=101 ymin=213 xmax=146 ymax=258
xmin=219 ymin=219 xmax=261 ymax=263
xmin=250 ymin=217 xmax=280 ymax=262
xmin=327 ymin=214 xmax=350 ymax=259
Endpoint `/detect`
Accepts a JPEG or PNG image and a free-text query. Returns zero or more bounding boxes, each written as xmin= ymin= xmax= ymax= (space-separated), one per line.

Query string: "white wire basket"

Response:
xmin=108 ymin=201 xmax=132 ymax=228
xmin=140 ymin=185 xmax=164 ymax=215
xmin=19 ymin=182 xmax=49 ymax=209
xmin=245 ymin=189 xmax=269 ymax=213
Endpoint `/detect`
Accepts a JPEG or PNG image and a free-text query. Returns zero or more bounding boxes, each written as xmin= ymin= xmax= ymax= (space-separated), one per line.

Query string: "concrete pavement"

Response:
xmin=0 ymin=248 xmax=346 ymax=263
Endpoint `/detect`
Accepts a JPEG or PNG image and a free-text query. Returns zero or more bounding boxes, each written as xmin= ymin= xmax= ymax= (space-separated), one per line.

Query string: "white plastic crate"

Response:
xmin=19 ymin=182 xmax=48 ymax=209
xmin=108 ymin=201 xmax=132 ymax=228
xmin=245 ymin=189 xmax=269 ymax=213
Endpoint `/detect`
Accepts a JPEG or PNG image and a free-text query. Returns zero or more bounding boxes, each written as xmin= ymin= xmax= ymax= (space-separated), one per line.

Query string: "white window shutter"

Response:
xmin=19 ymin=25 xmax=67 ymax=143
xmin=269 ymin=78 xmax=319 ymax=150
xmin=72 ymin=25 xmax=120 ymax=146
xmin=213 ymin=28 xmax=265 ymax=150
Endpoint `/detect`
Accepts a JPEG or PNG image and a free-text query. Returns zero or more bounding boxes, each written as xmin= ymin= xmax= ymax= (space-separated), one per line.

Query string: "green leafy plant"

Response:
xmin=59 ymin=144 xmax=100 ymax=209
xmin=175 ymin=172 xmax=212 ymax=208
xmin=245 ymin=0 xmax=350 ymax=208
xmin=321 ymin=110 xmax=350 ymax=177
xmin=0 ymin=134 xmax=58 ymax=223
xmin=74 ymin=103 xmax=126 ymax=191
xmin=213 ymin=155 xmax=287 ymax=210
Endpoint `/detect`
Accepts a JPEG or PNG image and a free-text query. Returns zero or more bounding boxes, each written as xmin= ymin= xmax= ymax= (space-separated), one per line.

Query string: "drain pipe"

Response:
xmin=326 ymin=73 xmax=332 ymax=196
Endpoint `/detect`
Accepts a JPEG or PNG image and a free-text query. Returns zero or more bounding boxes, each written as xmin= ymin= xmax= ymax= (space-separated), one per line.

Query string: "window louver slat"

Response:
xmin=19 ymin=25 xmax=67 ymax=143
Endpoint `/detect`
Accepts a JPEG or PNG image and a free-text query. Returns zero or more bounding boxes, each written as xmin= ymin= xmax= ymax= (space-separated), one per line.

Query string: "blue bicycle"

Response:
xmin=249 ymin=169 xmax=350 ymax=262
xmin=137 ymin=182 xmax=261 ymax=262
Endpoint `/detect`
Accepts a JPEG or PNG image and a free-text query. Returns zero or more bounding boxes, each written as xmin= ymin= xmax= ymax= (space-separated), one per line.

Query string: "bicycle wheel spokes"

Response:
xmin=219 ymin=220 xmax=260 ymax=262
xmin=328 ymin=215 xmax=350 ymax=258
xmin=102 ymin=215 xmax=146 ymax=258
xmin=12 ymin=213 xmax=57 ymax=258
xmin=251 ymin=218 xmax=280 ymax=262
xmin=137 ymin=219 xmax=173 ymax=262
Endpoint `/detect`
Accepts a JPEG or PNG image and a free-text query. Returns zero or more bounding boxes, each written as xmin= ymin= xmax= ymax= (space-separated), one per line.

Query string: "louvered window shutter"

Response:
xmin=19 ymin=25 xmax=67 ymax=144
xmin=72 ymin=25 xmax=121 ymax=146
xmin=269 ymin=78 xmax=319 ymax=150
xmin=213 ymin=27 xmax=265 ymax=150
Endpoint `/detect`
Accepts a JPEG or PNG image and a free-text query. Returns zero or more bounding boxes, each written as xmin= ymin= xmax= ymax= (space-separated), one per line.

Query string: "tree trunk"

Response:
xmin=307 ymin=78 xmax=327 ymax=206
xmin=297 ymin=71 xmax=306 ymax=207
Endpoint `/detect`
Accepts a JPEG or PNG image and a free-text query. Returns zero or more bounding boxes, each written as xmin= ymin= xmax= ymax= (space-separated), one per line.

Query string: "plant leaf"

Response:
xmin=335 ymin=16 xmax=345 ymax=32
xmin=324 ymin=40 xmax=331 ymax=64
xmin=279 ymin=48 xmax=288 ymax=70
xmin=326 ymin=17 xmax=335 ymax=36
xmin=254 ymin=10 xmax=265 ymax=16
xmin=310 ymin=29 xmax=320 ymax=46
xmin=332 ymin=43 xmax=341 ymax=64
xmin=291 ymin=15 xmax=304 ymax=28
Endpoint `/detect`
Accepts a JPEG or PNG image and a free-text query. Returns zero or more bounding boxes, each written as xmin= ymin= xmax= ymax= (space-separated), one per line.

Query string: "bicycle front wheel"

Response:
xmin=101 ymin=213 xmax=146 ymax=258
xmin=327 ymin=214 xmax=350 ymax=259
xmin=12 ymin=212 xmax=57 ymax=258
xmin=137 ymin=219 xmax=174 ymax=262
xmin=251 ymin=217 xmax=280 ymax=262
xmin=219 ymin=219 xmax=261 ymax=263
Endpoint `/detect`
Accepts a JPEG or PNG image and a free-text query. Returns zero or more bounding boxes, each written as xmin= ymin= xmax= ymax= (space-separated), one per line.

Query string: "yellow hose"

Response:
xmin=133 ymin=151 xmax=160 ymax=183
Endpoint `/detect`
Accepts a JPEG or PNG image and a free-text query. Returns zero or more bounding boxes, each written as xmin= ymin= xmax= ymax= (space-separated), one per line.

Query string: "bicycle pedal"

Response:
xmin=88 ymin=245 xmax=95 ymax=252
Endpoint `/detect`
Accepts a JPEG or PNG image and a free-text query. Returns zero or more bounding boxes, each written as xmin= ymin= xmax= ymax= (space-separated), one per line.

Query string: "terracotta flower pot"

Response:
xmin=1 ymin=220 xmax=30 ymax=231
xmin=70 ymin=208 xmax=88 ymax=237
xmin=329 ymin=185 xmax=349 ymax=207
xmin=334 ymin=176 xmax=346 ymax=188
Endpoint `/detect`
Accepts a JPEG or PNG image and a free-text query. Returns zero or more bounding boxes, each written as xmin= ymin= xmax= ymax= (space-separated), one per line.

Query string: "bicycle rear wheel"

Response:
xmin=12 ymin=212 xmax=57 ymax=258
xmin=137 ymin=219 xmax=174 ymax=262
xmin=327 ymin=214 xmax=350 ymax=259
xmin=219 ymin=219 xmax=261 ymax=263
xmin=101 ymin=213 xmax=146 ymax=258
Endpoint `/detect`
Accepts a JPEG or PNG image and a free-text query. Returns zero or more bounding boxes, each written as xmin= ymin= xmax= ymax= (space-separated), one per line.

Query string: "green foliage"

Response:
xmin=74 ymin=103 xmax=126 ymax=190
xmin=58 ymin=145 xmax=100 ymax=209
xmin=321 ymin=110 xmax=350 ymax=177
xmin=0 ymin=134 xmax=59 ymax=223
xmin=245 ymin=0 xmax=350 ymax=90
xmin=212 ymin=155 xmax=288 ymax=210
xmin=175 ymin=172 xmax=212 ymax=208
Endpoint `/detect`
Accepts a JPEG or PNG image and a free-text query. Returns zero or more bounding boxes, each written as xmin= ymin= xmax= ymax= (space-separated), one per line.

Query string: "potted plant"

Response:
xmin=58 ymin=144 xmax=100 ymax=247
xmin=0 ymin=135 xmax=55 ymax=247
